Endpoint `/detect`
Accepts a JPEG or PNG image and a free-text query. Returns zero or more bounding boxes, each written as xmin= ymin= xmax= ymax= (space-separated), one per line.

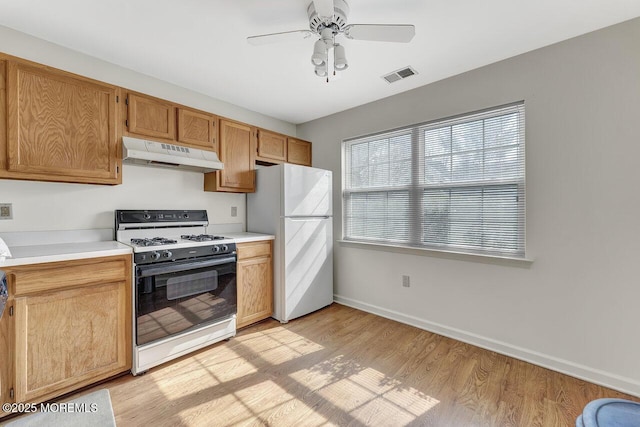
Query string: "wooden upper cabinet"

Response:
xmin=1 ymin=58 xmax=120 ymax=184
xmin=287 ymin=138 xmax=312 ymax=166
xmin=204 ymin=119 xmax=256 ymax=193
xmin=126 ymin=93 xmax=221 ymax=151
xmin=256 ymin=129 xmax=287 ymax=163
xmin=126 ymin=92 xmax=175 ymax=140
xmin=177 ymin=107 xmax=218 ymax=151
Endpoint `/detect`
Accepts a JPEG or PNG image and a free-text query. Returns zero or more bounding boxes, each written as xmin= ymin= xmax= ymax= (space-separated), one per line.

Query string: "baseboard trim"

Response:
xmin=333 ymin=294 xmax=640 ymax=398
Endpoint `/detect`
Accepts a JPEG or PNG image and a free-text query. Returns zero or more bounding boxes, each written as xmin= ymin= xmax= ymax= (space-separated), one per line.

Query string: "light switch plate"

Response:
xmin=0 ymin=203 xmax=12 ymax=220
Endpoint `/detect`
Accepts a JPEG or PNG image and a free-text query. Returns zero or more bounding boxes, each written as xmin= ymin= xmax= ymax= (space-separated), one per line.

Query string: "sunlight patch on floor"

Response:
xmin=236 ymin=327 xmax=317 ymax=345
xmin=152 ymin=367 xmax=222 ymax=395
xmin=192 ymin=345 xmax=247 ymax=366
xmin=258 ymin=337 xmax=325 ymax=365
xmin=177 ymin=380 xmax=322 ymax=427
xmin=233 ymin=380 xmax=309 ymax=422
xmin=290 ymin=355 xmax=439 ymax=425
xmin=199 ymin=350 xmax=258 ymax=383
xmin=144 ymin=325 xmax=436 ymax=425
xmin=151 ymin=348 xmax=257 ymax=396
xmin=236 ymin=329 xmax=325 ymax=366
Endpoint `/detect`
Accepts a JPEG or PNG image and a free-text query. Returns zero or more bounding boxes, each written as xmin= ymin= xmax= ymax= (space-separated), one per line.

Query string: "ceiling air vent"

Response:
xmin=382 ymin=66 xmax=418 ymax=84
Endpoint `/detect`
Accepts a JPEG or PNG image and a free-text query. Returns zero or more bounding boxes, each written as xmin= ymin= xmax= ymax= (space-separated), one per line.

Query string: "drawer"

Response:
xmin=237 ymin=241 xmax=272 ymax=260
xmin=12 ymin=256 xmax=129 ymax=296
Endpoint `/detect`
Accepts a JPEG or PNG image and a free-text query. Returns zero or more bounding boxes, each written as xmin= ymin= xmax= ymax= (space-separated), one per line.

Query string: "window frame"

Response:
xmin=342 ymin=102 xmax=526 ymax=259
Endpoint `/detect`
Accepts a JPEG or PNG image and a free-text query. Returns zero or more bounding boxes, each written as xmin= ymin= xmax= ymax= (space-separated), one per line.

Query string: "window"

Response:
xmin=343 ymin=103 xmax=525 ymax=258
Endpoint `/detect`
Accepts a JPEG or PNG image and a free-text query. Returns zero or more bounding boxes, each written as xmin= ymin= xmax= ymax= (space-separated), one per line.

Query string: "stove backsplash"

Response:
xmin=0 ymin=165 xmax=246 ymax=234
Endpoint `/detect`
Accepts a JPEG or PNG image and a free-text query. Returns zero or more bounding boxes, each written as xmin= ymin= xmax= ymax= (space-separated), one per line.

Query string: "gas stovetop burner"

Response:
xmin=180 ymin=234 xmax=226 ymax=242
xmin=130 ymin=237 xmax=178 ymax=246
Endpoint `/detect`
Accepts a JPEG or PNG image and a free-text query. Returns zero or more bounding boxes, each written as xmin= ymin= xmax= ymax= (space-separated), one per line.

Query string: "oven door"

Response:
xmin=135 ymin=256 xmax=236 ymax=346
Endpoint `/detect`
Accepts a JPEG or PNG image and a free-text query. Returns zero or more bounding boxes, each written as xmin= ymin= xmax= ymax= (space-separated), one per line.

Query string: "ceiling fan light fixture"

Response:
xmin=248 ymin=1 xmax=416 ymax=81
xmin=311 ymin=39 xmax=327 ymax=65
xmin=314 ymin=63 xmax=328 ymax=77
xmin=334 ymin=44 xmax=348 ymax=70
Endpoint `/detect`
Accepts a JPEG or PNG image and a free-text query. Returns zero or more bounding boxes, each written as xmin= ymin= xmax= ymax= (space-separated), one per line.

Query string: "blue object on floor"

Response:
xmin=576 ymin=398 xmax=640 ymax=427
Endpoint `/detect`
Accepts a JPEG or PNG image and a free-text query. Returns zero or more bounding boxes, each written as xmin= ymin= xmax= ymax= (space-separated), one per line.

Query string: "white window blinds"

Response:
xmin=343 ymin=103 xmax=525 ymax=257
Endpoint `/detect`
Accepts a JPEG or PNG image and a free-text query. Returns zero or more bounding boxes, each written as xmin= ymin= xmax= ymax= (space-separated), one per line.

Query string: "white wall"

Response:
xmin=297 ymin=18 xmax=640 ymax=396
xmin=0 ymin=165 xmax=245 ymax=231
xmin=0 ymin=26 xmax=296 ymax=233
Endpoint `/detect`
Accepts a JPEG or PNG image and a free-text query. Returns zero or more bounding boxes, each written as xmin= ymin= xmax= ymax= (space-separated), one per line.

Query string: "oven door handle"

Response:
xmin=137 ymin=256 xmax=236 ymax=277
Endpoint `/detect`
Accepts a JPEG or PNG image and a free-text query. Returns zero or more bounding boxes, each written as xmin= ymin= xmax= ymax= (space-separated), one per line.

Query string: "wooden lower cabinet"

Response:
xmin=236 ymin=241 xmax=273 ymax=329
xmin=0 ymin=255 xmax=131 ymax=411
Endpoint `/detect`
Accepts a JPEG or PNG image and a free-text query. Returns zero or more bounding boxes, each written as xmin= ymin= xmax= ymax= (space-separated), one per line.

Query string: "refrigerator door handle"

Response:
xmin=288 ymin=216 xmax=331 ymax=221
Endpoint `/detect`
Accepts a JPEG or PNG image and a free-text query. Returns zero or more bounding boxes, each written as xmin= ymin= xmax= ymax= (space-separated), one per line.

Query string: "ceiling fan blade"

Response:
xmin=247 ymin=30 xmax=314 ymax=46
xmin=313 ymin=0 xmax=335 ymax=19
xmin=344 ymin=24 xmax=415 ymax=43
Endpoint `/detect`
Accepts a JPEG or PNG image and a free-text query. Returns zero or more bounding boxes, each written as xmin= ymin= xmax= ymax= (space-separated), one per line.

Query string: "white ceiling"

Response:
xmin=0 ymin=0 xmax=639 ymax=124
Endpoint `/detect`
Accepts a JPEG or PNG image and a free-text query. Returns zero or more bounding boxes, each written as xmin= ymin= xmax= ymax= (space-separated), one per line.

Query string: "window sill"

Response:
xmin=337 ymin=240 xmax=534 ymax=266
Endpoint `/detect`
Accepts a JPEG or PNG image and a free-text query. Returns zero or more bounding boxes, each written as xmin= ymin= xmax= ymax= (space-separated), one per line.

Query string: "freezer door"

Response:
xmin=279 ymin=217 xmax=333 ymax=322
xmin=283 ymin=164 xmax=332 ymax=217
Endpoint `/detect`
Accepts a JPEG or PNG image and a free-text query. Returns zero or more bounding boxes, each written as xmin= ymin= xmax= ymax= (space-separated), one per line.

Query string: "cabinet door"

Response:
xmin=257 ymin=129 xmax=287 ymax=163
xmin=237 ymin=245 xmax=273 ymax=329
xmin=127 ymin=93 xmax=175 ymax=140
xmin=287 ymin=138 xmax=312 ymax=166
xmin=4 ymin=60 xmax=120 ymax=184
xmin=204 ymin=119 xmax=256 ymax=192
xmin=177 ymin=107 xmax=218 ymax=151
xmin=13 ymin=281 xmax=129 ymax=402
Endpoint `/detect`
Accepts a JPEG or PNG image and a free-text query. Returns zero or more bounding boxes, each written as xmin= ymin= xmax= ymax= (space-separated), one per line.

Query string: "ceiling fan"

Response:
xmin=247 ymin=0 xmax=415 ymax=81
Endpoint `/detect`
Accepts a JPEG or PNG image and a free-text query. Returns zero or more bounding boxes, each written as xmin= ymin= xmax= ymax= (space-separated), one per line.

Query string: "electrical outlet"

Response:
xmin=231 ymin=206 xmax=238 ymax=217
xmin=0 ymin=203 xmax=12 ymax=220
xmin=402 ymin=275 xmax=410 ymax=287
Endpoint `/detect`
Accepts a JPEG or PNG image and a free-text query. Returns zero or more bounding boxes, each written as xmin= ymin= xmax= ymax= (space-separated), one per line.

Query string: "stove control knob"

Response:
xmin=143 ymin=213 xmax=151 ymax=220
xmin=212 ymin=246 xmax=221 ymax=253
xmin=162 ymin=251 xmax=172 ymax=259
xmin=221 ymin=244 xmax=229 ymax=252
xmin=150 ymin=252 xmax=161 ymax=260
xmin=183 ymin=213 xmax=189 ymax=219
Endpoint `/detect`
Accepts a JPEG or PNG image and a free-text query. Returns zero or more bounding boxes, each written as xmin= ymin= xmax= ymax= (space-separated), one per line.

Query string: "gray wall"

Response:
xmin=0 ymin=25 xmax=296 ymax=233
xmin=297 ymin=18 xmax=640 ymax=395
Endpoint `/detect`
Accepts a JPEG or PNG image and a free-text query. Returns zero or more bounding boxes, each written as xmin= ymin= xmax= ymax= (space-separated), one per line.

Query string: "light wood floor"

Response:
xmin=81 ymin=303 xmax=636 ymax=426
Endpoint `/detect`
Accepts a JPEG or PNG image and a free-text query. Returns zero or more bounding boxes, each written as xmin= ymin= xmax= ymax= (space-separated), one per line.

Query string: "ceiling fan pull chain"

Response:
xmin=333 ymin=34 xmax=336 ymax=76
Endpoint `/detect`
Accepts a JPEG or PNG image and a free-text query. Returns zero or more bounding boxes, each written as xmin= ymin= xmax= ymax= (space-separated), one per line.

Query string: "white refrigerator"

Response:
xmin=247 ymin=163 xmax=333 ymax=323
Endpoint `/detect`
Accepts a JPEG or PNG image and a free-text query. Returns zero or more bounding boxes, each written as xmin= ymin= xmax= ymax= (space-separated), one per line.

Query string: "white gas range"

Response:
xmin=115 ymin=209 xmax=237 ymax=375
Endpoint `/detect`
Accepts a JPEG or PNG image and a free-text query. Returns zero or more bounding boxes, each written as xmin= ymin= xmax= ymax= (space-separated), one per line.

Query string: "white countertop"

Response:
xmin=225 ymin=232 xmax=275 ymax=243
xmin=0 ymin=234 xmax=272 ymax=268
xmin=0 ymin=229 xmax=273 ymax=268
xmin=0 ymin=241 xmax=132 ymax=267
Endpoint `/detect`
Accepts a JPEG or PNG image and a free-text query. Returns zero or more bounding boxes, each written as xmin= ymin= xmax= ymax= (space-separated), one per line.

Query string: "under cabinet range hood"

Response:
xmin=122 ymin=136 xmax=224 ymax=173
